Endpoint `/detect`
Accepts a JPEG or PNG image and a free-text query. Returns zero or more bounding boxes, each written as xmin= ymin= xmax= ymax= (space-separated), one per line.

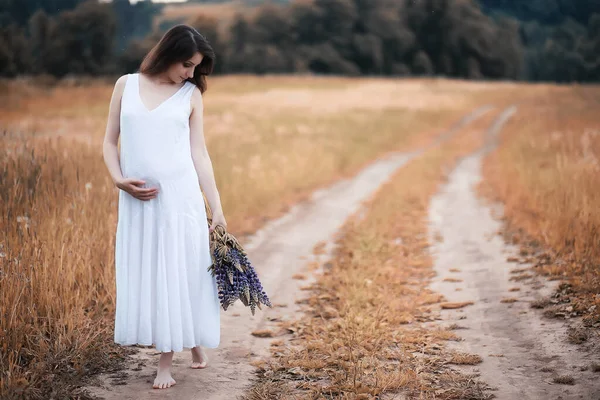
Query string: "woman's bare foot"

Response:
xmin=153 ymin=351 xmax=176 ymax=389
xmin=190 ymin=345 xmax=208 ymax=369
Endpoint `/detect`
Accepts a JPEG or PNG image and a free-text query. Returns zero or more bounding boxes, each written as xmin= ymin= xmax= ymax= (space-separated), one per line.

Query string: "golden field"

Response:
xmin=0 ymin=75 xmax=598 ymax=398
xmin=481 ymin=85 xmax=600 ymax=321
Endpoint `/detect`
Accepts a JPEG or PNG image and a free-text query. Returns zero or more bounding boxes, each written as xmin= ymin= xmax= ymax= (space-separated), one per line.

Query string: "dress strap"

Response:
xmin=182 ymin=81 xmax=200 ymax=115
xmin=120 ymin=73 xmax=135 ymax=107
xmin=122 ymin=73 xmax=133 ymax=93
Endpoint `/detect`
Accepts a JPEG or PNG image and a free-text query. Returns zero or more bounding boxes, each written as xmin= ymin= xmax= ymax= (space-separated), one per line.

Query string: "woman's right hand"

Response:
xmin=116 ymin=178 xmax=159 ymax=201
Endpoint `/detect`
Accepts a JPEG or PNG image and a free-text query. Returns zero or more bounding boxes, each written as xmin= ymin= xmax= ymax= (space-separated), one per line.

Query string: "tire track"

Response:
xmin=428 ymin=106 xmax=600 ymax=400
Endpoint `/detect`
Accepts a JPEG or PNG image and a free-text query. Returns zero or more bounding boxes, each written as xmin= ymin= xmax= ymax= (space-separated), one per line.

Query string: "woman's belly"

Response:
xmin=121 ymin=141 xmax=196 ymax=183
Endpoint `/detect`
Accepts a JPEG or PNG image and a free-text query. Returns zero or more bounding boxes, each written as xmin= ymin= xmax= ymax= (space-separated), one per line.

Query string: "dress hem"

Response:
xmin=114 ymin=339 xmax=220 ymax=353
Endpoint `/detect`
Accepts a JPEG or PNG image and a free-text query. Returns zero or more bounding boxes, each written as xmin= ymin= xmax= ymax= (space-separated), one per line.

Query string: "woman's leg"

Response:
xmin=153 ymin=351 xmax=176 ymax=389
xmin=190 ymin=345 xmax=208 ymax=369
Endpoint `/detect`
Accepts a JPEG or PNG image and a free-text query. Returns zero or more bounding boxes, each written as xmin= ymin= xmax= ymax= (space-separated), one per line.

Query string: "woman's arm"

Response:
xmin=189 ymin=87 xmax=225 ymax=219
xmin=102 ymin=75 xmax=128 ymax=186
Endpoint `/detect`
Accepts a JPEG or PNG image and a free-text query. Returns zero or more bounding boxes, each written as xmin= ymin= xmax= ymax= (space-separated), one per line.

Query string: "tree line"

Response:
xmin=0 ymin=0 xmax=599 ymax=82
xmin=481 ymin=0 xmax=600 ymax=82
xmin=0 ymin=0 xmax=159 ymax=76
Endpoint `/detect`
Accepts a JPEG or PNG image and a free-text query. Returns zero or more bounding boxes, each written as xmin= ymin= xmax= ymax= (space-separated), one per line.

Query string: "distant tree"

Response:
xmin=288 ymin=0 xmax=325 ymax=46
xmin=43 ymin=1 xmax=116 ymax=76
xmin=223 ymin=4 xmax=295 ymax=74
xmin=405 ymin=0 xmax=523 ymax=79
xmin=250 ymin=3 xmax=294 ymax=47
xmin=390 ymin=62 xmax=411 ymax=76
xmin=0 ymin=0 xmax=86 ymax=27
xmin=190 ymin=14 xmax=227 ymax=73
xmin=581 ymin=14 xmax=600 ymax=80
xmin=477 ymin=0 xmax=600 ymax=81
xmin=351 ymin=33 xmax=384 ymax=74
xmin=28 ymin=9 xmax=54 ymax=74
xmin=118 ymin=35 xmax=155 ymax=74
xmin=477 ymin=0 xmax=600 ymax=25
xmin=412 ymin=51 xmax=433 ymax=75
xmin=240 ymin=3 xmax=295 ymax=72
xmin=110 ymin=0 xmax=162 ymax=53
xmin=535 ymin=15 xmax=600 ymax=82
xmin=302 ymin=42 xmax=361 ymax=75
xmin=225 ymin=13 xmax=252 ymax=72
xmin=314 ymin=0 xmax=358 ymax=60
xmin=0 ymin=24 xmax=31 ymax=76
xmin=357 ymin=0 xmax=415 ymax=74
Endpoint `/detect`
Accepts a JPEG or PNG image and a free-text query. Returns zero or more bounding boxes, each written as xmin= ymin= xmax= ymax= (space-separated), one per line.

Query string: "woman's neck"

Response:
xmin=142 ymin=72 xmax=176 ymax=85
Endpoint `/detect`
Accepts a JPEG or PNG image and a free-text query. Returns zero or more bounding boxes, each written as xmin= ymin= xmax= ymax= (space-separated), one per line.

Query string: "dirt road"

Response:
xmin=82 ymin=106 xmax=492 ymax=400
xmin=428 ymin=106 xmax=600 ymax=400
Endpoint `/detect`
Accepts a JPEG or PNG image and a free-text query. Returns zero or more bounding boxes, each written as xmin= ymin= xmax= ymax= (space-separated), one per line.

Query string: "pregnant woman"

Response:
xmin=102 ymin=24 xmax=226 ymax=390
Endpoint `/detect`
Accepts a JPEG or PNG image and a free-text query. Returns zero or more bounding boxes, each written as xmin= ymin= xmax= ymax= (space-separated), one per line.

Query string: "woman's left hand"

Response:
xmin=209 ymin=212 xmax=228 ymax=233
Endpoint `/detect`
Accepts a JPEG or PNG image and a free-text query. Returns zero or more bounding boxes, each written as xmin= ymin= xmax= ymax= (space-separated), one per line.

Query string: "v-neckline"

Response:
xmin=136 ymin=73 xmax=187 ymax=113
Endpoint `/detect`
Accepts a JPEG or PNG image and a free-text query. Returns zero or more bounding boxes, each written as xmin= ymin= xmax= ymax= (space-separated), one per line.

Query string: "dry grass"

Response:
xmin=553 ymin=375 xmax=575 ymax=385
xmin=530 ymin=298 xmax=551 ymax=309
xmin=566 ymin=325 xmax=590 ymax=344
xmin=0 ymin=137 xmax=134 ymax=399
xmin=242 ymin=113 xmax=499 ymax=399
xmin=481 ymin=84 xmax=600 ymax=323
xmin=509 ymin=273 xmax=533 ymax=282
xmin=0 ymin=75 xmax=501 ymax=398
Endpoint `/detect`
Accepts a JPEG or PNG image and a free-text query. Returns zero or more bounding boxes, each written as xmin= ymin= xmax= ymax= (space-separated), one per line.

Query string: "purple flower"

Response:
xmin=207 ymin=224 xmax=272 ymax=315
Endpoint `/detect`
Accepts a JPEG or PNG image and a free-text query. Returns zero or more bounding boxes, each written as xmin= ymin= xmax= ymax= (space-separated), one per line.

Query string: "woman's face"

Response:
xmin=168 ymin=52 xmax=204 ymax=83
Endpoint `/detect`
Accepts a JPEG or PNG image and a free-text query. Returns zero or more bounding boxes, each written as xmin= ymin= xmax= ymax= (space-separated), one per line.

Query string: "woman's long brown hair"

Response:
xmin=139 ymin=24 xmax=216 ymax=94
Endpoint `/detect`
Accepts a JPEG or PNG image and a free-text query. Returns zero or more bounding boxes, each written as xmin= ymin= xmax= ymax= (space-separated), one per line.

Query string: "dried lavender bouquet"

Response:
xmin=206 ymin=217 xmax=272 ymax=315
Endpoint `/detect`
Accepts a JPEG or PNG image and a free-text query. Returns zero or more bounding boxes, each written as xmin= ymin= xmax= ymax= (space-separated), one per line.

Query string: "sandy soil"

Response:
xmin=82 ymin=106 xmax=491 ymax=400
xmin=428 ymin=106 xmax=600 ymax=400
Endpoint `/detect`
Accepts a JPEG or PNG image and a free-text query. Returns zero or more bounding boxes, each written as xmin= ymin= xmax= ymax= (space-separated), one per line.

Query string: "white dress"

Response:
xmin=113 ymin=73 xmax=220 ymax=353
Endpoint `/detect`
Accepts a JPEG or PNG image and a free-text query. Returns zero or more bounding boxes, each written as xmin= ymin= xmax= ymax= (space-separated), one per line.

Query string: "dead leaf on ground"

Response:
xmin=251 ymin=329 xmax=276 ymax=338
xmin=440 ymin=301 xmax=474 ymax=309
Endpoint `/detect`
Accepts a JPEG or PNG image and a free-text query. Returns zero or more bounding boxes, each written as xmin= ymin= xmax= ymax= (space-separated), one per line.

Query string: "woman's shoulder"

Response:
xmin=115 ymin=73 xmax=133 ymax=88
xmin=108 ymin=74 xmax=133 ymax=105
xmin=113 ymin=73 xmax=134 ymax=95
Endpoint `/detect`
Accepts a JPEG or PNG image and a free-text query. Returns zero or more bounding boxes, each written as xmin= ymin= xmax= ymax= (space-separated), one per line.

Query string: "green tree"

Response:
xmin=44 ymin=1 xmax=116 ymax=76
xmin=190 ymin=14 xmax=227 ymax=73
xmin=0 ymin=0 xmax=86 ymax=27
xmin=28 ymin=9 xmax=54 ymax=74
xmin=0 ymin=24 xmax=30 ymax=76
